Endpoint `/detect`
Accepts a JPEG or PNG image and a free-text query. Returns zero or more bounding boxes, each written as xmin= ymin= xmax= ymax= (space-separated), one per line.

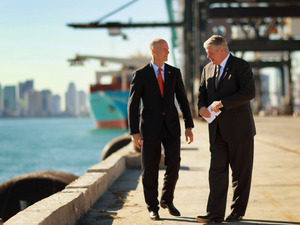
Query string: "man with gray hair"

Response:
xmin=197 ymin=35 xmax=256 ymax=223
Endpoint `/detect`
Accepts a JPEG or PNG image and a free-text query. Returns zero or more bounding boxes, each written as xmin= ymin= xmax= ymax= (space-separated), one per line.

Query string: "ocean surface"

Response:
xmin=0 ymin=117 xmax=128 ymax=184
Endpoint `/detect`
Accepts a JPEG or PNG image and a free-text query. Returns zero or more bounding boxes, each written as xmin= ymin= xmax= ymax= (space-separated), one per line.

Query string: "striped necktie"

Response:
xmin=157 ymin=68 xmax=164 ymax=97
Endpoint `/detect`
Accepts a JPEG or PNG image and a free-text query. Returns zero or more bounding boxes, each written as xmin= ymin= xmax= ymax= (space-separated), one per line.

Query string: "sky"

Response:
xmin=0 ymin=0 xmax=180 ymax=103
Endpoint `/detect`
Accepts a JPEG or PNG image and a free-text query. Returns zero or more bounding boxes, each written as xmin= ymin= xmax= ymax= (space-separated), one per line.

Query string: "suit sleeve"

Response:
xmin=197 ymin=66 xmax=208 ymax=113
xmin=222 ymin=60 xmax=255 ymax=110
xmin=127 ymin=70 xmax=142 ymax=135
xmin=175 ymin=69 xmax=194 ymax=129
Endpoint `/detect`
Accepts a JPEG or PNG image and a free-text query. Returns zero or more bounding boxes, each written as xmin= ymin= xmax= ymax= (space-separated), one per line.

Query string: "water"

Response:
xmin=0 ymin=118 xmax=128 ymax=184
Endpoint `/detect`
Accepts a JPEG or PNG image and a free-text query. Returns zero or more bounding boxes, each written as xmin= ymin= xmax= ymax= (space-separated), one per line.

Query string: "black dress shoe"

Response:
xmin=149 ymin=211 xmax=160 ymax=220
xmin=160 ymin=202 xmax=181 ymax=216
xmin=225 ymin=212 xmax=243 ymax=222
xmin=196 ymin=213 xmax=223 ymax=223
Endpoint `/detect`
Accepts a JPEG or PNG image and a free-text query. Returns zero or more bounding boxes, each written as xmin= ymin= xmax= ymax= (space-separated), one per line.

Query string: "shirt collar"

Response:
xmin=220 ymin=53 xmax=230 ymax=69
xmin=152 ymin=62 xmax=165 ymax=73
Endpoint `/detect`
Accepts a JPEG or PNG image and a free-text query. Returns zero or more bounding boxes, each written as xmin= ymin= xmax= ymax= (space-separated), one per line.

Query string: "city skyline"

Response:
xmin=0 ymin=79 xmax=88 ymax=117
xmin=0 ymin=79 xmax=86 ymax=95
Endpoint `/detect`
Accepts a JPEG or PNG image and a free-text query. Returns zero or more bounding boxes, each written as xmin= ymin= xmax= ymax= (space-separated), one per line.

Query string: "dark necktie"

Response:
xmin=215 ymin=65 xmax=221 ymax=89
xmin=157 ymin=68 xmax=164 ymax=97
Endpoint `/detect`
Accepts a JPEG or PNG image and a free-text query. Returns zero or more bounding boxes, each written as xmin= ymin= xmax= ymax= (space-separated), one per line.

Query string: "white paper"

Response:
xmin=203 ymin=105 xmax=222 ymax=124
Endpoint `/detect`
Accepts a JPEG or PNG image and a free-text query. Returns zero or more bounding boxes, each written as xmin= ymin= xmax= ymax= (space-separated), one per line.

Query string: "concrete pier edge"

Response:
xmin=4 ymin=117 xmax=300 ymax=224
xmin=4 ymin=142 xmax=139 ymax=225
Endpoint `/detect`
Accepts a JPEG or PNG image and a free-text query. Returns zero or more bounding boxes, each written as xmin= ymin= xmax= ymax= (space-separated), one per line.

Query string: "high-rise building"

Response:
xmin=41 ymin=90 xmax=52 ymax=116
xmin=26 ymin=90 xmax=42 ymax=117
xmin=78 ymin=91 xmax=88 ymax=116
xmin=19 ymin=80 xmax=34 ymax=116
xmin=23 ymin=90 xmax=31 ymax=116
xmin=19 ymin=80 xmax=33 ymax=99
xmin=65 ymin=82 xmax=78 ymax=116
xmin=3 ymin=86 xmax=17 ymax=117
xmin=52 ymin=95 xmax=61 ymax=116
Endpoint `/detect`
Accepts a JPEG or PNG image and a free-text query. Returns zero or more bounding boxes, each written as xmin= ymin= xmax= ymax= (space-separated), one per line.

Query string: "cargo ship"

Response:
xmin=68 ymin=54 xmax=150 ymax=129
xmin=87 ymin=70 xmax=132 ymax=129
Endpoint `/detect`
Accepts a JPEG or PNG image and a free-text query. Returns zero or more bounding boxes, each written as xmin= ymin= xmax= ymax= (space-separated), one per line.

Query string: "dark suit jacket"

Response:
xmin=128 ymin=63 xmax=194 ymax=140
xmin=198 ymin=54 xmax=256 ymax=143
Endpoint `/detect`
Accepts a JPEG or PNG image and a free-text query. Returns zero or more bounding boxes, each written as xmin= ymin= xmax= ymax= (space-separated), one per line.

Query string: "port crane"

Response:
xmin=68 ymin=54 xmax=149 ymax=68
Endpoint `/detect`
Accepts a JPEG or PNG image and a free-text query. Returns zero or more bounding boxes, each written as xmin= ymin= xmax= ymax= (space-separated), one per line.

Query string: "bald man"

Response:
xmin=128 ymin=38 xmax=194 ymax=220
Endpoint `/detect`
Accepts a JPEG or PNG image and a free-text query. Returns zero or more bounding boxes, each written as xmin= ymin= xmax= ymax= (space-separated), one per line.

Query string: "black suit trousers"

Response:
xmin=207 ymin=125 xmax=254 ymax=217
xmin=141 ymin=123 xmax=181 ymax=212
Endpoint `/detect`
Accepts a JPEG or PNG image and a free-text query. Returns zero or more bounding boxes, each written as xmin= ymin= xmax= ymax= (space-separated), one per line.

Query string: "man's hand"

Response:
xmin=199 ymin=106 xmax=211 ymax=118
xmin=131 ymin=133 xmax=141 ymax=149
xmin=185 ymin=128 xmax=193 ymax=144
xmin=210 ymin=101 xmax=223 ymax=113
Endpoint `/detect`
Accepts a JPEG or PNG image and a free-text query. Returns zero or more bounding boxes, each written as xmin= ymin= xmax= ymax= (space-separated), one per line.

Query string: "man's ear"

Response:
xmin=151 ymin=48 xmax=155 ymax=55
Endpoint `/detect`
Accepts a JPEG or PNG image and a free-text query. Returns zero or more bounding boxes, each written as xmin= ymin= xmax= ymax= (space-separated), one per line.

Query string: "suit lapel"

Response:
xmin=214 ymin=65 xmax=219 ymax=89
xmin=217 ymin=54 xmax=233 ymax=89
xmin=163 ymin=64 xmax=172 ymax=97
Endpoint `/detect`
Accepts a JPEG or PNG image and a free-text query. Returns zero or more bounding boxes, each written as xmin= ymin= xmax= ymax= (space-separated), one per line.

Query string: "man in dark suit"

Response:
xmin=128 ymin=38 xmax=194 ymax=220
xmin=196 ymin=35 xmax=256 ymax=223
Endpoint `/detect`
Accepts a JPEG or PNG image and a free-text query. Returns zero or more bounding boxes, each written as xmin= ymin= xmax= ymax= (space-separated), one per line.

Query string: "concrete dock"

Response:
xmin=4 ymin=116 xmax=300 ymax=225
xmin=76 ymin=116 xmax=300 ymax=225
